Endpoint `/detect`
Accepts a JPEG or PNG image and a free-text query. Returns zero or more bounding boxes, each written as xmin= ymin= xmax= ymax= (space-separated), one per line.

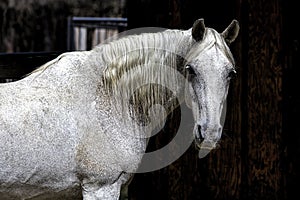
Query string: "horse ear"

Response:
xmin=192 ymin=18 xmax=206 ymax=42
xmin=221 ymin=19 xmax=240 ymax=45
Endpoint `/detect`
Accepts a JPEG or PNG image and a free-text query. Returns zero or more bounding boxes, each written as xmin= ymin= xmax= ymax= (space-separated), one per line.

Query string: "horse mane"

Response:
xmin=97 ymin=30 xmax=190 ymax=87
xmin=95 ymin=30 xmax=192 ymax=124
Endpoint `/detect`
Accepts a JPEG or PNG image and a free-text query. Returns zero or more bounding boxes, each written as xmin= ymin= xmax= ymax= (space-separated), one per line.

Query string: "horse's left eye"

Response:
xmin=186 ymin=65 xmax=196 ymax=76
xmin=228 ymin=70 xmax=237 ymax=79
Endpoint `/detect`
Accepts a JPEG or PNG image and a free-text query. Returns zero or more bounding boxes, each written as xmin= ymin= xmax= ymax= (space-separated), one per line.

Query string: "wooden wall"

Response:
xmin=0 ymin=0 xmax=125 ymax=52
xmin=128 ymin=0 xmax=299 ymax=199
xmin=243 ymin=0 xmax=284 ymax=199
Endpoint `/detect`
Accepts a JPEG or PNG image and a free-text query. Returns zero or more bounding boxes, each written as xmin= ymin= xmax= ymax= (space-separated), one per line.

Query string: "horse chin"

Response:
xmin=193 ymin=124 xmax=219 ymax=158
xmin=195 ymin=139 xmax=216 ymax=159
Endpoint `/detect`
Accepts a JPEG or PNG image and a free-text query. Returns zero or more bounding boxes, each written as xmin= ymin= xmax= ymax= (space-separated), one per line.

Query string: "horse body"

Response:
xmin=0 ymin=51 xmax=143 ymax=199
xmin=0 ymin=19 xmax=239 ymax=199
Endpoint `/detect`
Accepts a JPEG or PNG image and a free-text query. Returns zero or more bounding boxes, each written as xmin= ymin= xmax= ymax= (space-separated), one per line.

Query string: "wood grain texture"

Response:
xmin=245 ymin=0 xmax=284 ymax=199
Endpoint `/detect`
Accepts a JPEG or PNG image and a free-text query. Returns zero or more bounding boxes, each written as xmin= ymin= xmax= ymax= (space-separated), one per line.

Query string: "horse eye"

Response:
xmin=228 ymin=70 xmax=237 ymax=79
xmin=186 ymin=65 xmax=196 ymax=76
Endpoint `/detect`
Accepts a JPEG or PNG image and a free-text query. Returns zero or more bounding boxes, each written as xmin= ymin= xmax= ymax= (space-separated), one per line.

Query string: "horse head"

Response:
xmin=185 ymin=19 xmax=239 ymax=158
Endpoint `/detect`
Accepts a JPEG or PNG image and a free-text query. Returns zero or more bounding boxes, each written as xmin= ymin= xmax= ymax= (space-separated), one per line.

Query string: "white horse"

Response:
xmin=0 ymin=19 xmax=239 ymax=199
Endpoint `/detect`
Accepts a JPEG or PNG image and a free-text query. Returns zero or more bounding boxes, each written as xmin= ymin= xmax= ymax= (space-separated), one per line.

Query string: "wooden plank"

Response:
xmin=68 ymin=17 xmax=128 ymax=51
xmin=74 ymin=27 xmax=87 ymax=51
xmin=92 ymin=28 xmax=118 ymax=47
xmin=245 ymin=0 xmax=285 ymax=199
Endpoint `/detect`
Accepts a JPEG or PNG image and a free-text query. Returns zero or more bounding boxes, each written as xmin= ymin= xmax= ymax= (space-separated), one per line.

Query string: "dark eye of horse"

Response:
xmin=186 ymin=65 xmax=196 ymax=76
xmin=228 ymin=69 xmax=237 ymax=79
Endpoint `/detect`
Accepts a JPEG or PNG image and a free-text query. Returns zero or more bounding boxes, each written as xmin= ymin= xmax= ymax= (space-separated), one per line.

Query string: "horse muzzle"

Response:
xmin=194 ymin=124 xmax=219 ymax=158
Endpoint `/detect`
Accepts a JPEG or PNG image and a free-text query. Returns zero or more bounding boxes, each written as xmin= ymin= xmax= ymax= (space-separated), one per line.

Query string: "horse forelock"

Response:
xmin=206 ymin=28 xmax=236 ymax=66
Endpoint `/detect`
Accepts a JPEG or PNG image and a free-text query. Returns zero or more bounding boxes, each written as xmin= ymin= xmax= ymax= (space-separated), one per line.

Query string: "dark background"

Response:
xmin=0 ymin=0 xmax=299 ymax=199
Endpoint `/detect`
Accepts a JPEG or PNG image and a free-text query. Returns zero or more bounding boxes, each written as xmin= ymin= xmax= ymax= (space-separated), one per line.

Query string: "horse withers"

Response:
xmin=0 ymin=19 xmax=239 ymax=199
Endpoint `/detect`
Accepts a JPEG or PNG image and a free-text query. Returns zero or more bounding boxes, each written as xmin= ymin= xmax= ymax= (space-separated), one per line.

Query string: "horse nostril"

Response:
xmin=218 ymin=127 xmax=222 ymax=134
xmin=197 ymin=125 xmax=204 ymax=143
